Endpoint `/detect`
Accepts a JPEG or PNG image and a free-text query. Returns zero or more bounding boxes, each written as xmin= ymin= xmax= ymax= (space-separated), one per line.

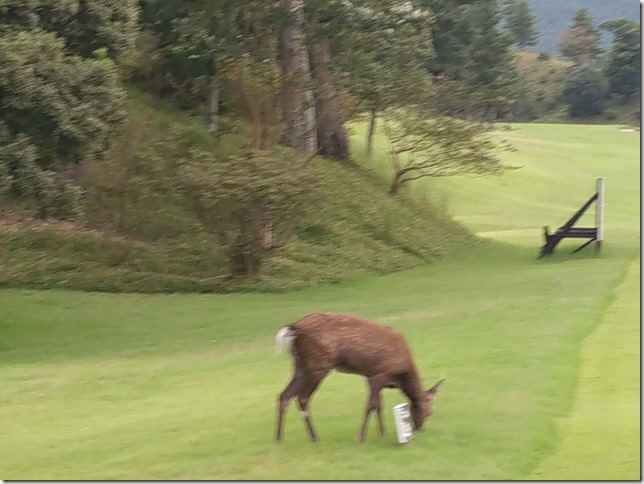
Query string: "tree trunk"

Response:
xmin=309 ymin=39 xmax=350 ymax=161
xmin=366 ymin=101 xmax=379 ymax=157
xmin=279 ymin=0 xmax=317 ymax=154
xmin=207 ymin=71 xmax=220 ymax=135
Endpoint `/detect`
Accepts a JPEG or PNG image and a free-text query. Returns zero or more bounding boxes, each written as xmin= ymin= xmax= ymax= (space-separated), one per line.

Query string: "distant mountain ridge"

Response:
xmin=524 ymin=0 xmax=640 ymax=55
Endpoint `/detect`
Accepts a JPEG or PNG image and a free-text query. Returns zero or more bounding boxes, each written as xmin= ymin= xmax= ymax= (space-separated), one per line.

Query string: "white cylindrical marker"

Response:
xmin=393 ymin=403 xmax=414 ymax=444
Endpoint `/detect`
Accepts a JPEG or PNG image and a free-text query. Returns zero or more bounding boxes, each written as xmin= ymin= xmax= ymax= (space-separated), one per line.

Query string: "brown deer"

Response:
xmin=275 ymin=312 xmax=445 ymax=442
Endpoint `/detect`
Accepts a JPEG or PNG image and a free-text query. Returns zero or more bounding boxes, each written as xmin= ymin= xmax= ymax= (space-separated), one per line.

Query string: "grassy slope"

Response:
xmin=0 ymin=92 xmax=472 ymax=293
xmin=0 ymin=123 xmax=639 ymax=479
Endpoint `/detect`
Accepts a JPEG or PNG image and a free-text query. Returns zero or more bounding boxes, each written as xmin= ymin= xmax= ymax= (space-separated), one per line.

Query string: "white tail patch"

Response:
xmin=275 ymin=326 xmax=294 ymax=354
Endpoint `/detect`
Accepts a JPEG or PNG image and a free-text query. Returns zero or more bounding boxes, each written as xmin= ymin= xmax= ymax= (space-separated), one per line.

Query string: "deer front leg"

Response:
xmin=358 ymin=374 xmax=388 ymax=442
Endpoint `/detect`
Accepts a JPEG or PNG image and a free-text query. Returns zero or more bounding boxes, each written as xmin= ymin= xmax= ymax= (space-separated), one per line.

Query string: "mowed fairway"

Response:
xmin=529 ymin=260 xmax=640 ymax=480
xmin=0 ymin=124 xmax=639 ymax=479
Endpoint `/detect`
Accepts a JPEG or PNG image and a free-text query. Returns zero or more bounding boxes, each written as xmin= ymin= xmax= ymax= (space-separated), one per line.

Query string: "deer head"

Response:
xmin=410 ymin=378 xmax=445 ymax=430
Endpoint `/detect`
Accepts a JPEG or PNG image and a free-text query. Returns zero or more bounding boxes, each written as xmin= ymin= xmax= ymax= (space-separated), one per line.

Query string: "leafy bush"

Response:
xmin=0 ymin=0 xmax=139 ymax=61
xmin=179 ymin=150 xmax=315 ymax=276
xmin=0 ymin=29 xmax=126 ymax=216
xmin=512 ymin=51 xmax=570 ymax=120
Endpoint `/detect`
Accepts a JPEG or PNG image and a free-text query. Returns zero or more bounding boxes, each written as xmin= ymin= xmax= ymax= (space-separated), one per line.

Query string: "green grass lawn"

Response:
xmin=0 ymin=123 xmax=639 ymax=479
xmin=530 ymin=260 xmax=640 ymax=480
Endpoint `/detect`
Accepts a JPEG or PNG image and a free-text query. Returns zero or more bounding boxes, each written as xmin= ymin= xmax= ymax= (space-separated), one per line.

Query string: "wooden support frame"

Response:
xmin=539 ymin=178 xmax=605 ymax=258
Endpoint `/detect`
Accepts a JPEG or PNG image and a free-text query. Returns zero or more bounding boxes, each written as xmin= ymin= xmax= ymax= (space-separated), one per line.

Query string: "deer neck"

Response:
xmin=399 ymin=367 xmax=425 ymax=404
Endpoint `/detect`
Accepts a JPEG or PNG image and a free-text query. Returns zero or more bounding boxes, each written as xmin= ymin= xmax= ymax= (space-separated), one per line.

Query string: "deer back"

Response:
xmin=290 ymin=313 xmax=417 ymax=378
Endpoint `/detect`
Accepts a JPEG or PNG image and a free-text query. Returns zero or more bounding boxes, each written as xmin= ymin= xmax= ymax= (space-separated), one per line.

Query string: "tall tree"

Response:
xmin=137 ymin=0 xmax=253 ymax=134
xmin=425 ymin=0 xmax=517 ymax=121
xmin=571 ymin=8 xmax=602 ymax=46
xmin=460 ymin=0 xmax=518 ymax=120
xmin=558 ymin=8 xmax=602 ymax=63
xmin=558 ymin=27 xmax=596 ymax=64
xmin=562 ymin=64 xmax=608 ymax=118
xmin=303 ymin=0 xmax=358 ymax=161
xmin=424 ymin=0 xmax=473 ymax=79
xmin=279 ymin=0 xmax=317 ymax=154
xmin=308 ymin=39 xmax=350 ymax=160
xmin=600 ymin=19 xmax=640 ymax=100
xmin=328 ymin=0 xmax=433 ymax=156
xmin=503 ymin=0 xmax=537 ymax=49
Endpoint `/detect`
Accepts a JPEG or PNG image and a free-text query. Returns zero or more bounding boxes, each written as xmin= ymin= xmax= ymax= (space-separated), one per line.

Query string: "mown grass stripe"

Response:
xmin=529 ymin=258 xmax=640 ymax=480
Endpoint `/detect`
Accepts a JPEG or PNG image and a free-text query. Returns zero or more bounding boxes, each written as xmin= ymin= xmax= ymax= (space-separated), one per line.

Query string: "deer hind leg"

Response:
xmin=276 ymin=372 xmax=302 ymax=442
xmin=296 ymin=370 xmax=328 ymax=442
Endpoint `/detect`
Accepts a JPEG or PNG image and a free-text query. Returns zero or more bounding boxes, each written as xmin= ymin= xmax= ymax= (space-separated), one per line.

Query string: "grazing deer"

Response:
xmin=275 ymin=312 xmax=445 ymax=442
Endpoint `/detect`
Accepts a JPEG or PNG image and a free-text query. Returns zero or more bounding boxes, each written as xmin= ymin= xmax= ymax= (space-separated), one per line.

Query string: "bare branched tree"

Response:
xmin=383 ymin=108 xmax=513 ymax=195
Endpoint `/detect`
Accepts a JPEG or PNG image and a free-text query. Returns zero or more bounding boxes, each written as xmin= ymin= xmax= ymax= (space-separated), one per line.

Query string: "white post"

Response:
xmin=596 ymin=177 xmax=604 ymax=244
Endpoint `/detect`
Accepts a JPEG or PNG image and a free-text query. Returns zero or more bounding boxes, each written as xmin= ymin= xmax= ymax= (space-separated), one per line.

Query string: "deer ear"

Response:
xmin=426 ymin=378 xmax=445 ymax=397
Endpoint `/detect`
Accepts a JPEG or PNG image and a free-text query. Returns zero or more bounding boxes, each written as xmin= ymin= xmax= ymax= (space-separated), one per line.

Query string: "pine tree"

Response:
xmin=503 ymin=0 xmax=538 ymax=49
xmin=600 ymin=19 xmax=640 ymax=99
xmin=461 ymin=0 xmax=518 ymax=119
xmin=558 ymin=8 xmax=602 ymax=62
xmin=424 ymin=0 xmax=474 ymax=79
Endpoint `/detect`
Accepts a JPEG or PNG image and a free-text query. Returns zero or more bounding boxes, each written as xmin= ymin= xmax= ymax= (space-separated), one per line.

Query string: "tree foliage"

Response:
xmin=571 ymin=8 xmax=602 ymax=46
xmin=562 ymin=64 xmax=608 ymax=118
xmin=461 ymin=1 xmax=518 ymax=119
xmin=179 ymin=149 xmax=314 ymax=275
xmin=136 ymin=0 xmax=238 ymax=113
xmin=426 ymin=0 xmax=518 ymax=121
xmin=0 ymin=0 xmax=139 ymax=61
xmin=2 ymin=0 xmax=636 ymax=286
xmin=600 ymin=19 xmax=640 ymax=99
xmin=424 ymin=0 xmax=473 ymax=80
xmin=558 ymin=8 xmax=602 ymax=63
xmin=502 ymin=0 xmax=537 ymax=49
xmin=383 ymin=107 xmax=507 ymax=195
xmin=511 ymin=51 xmax=569 ymax=121
xmin=0 ymin=29 xmax=126 ymax=214
xmin=304 ymin=0 xmax=433 ymax=156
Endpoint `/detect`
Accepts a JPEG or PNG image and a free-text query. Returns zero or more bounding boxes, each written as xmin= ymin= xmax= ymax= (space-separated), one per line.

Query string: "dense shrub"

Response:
xmin=511 ymin=51 xmax=570 ymax=121
xmin=179 ymin=150 xmax=315 ymax=276
xmin=562 ymin=64 xmax=608 ymax=118
xmin=0 ymin=29 xmax=126 ymax=216
xmin=0 ymin=0 xmax=139 ymax=61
